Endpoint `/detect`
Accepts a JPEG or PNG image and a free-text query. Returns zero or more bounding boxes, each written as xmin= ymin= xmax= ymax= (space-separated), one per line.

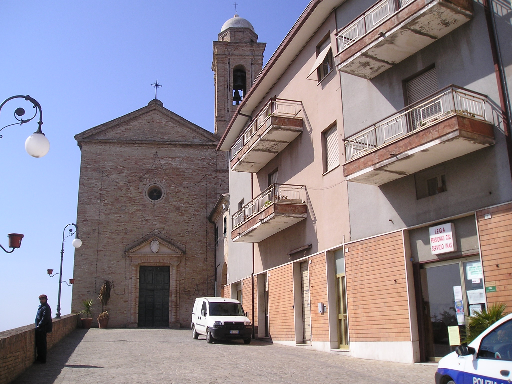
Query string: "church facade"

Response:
xmin=72 ymin=99 xmax=227 ymax=328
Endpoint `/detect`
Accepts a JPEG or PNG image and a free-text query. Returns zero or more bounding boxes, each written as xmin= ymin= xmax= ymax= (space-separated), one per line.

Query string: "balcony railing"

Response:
xmin=344 ymin=86 xmax=489 ymax=162
xmin=230 ymin=98 xmax=303 ymax=161
xmin=336 ymin=0 xmax=415 ymax=53
xmin=232 ymin=184 xmax=306 ymax=230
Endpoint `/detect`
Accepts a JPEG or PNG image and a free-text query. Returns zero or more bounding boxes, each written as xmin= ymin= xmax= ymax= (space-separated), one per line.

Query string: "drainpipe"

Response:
xmin=251 ymin=172 xmax=255 ymax=339
xmin=483 ymin=0 xmax=512 ymax=182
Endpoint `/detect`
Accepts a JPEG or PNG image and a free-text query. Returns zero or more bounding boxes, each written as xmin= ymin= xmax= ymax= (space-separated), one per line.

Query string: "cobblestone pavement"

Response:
xmin=12 ymin=329 xmax=437 ymax=384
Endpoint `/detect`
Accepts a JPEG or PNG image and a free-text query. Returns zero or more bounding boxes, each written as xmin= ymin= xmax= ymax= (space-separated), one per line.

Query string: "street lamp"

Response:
xmin=55 ymin=223 xmax=82 ymax=318
xmin=0 ymin=95 xmax=50 ymax=158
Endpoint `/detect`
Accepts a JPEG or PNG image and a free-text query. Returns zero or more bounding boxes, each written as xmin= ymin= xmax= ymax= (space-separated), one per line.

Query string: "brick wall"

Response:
xmin=309 ymin=253 xmax=329 ymax=342
xmin=268 ymin=264 xmax=295 ymax=341
xmin=221 ymin=284 xmax=230 ymax=298
xmin=0 ymin=314 xmax=79 ymax=384
xmin=73 ymin=102 xmax=228 ymax=328
xmin=242 ymin=276 xmax=254 ymax=322
xmin=345 ymin=231 xmax=411 ymax=342
xmin=477 ymin=203 xmax=512 ymax=309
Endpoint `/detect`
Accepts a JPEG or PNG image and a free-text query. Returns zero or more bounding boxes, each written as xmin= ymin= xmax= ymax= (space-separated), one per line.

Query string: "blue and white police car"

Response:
xmin=435 ymin=313 xmax=512 ymax=384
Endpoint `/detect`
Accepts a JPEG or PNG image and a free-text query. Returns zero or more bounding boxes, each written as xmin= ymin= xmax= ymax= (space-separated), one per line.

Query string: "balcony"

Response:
xmin=231 ymin=184 xmax=307 ymax=243
xmin=335 ymin=0 xmax=473 ymax=79
xmin=230 ymin=99 xmax=303 ymax=173
xmin=344 ymin=86 xmax=495 ymax=185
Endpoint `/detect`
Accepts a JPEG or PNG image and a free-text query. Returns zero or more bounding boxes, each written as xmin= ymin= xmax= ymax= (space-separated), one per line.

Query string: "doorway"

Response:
xmin=300 ymin=261 xmax=311 ymax=343
xmin=419 ymin=257 xmax=484 ymax=360
xmin=138 ymin=266 xmax=170 ymax=327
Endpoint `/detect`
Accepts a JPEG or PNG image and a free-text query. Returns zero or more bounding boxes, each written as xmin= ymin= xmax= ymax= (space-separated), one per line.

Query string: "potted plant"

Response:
xmin=80 ymin=299 xmax=93 ymax=329
xmin=97 ymin=311 xmax=109 ymax=329
xmin=98 ymin=280 xmax=112 ymax=328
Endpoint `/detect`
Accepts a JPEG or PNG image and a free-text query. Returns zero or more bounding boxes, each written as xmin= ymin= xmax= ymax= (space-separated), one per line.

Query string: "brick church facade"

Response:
xmin=72 ymin=99 xmax=227 ymax=327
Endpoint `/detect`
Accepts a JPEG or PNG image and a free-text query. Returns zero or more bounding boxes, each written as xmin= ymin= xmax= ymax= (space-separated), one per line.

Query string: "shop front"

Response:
xmin=410 ymin=215 xmax=486 ymax=361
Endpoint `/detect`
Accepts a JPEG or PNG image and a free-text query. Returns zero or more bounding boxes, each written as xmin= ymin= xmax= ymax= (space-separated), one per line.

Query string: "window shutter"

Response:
xmin=406 ymin=67 xmax=438 ymax=105
xmin=325 ymin=125 xmax=339 ymax=172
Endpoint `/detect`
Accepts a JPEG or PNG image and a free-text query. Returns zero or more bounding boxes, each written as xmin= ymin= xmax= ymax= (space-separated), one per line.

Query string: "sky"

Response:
xmin=0 ymin=0 xmax=310 ymax=332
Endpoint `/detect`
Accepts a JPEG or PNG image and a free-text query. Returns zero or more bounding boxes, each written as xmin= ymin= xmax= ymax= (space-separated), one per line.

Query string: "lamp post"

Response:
xmin=0 ymin=95 xmax=50 ymax=158
xmin=56 ymin=223 xmax=82 ymax=318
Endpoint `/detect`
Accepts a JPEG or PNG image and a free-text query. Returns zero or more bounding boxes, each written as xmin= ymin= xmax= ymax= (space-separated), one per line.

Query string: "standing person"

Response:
xmin=35 ymin=294 xmax=52 ymax=363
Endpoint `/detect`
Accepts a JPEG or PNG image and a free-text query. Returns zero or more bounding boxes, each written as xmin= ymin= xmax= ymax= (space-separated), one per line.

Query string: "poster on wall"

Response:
xmin=429 ymin=223 xmax=457 ymax=255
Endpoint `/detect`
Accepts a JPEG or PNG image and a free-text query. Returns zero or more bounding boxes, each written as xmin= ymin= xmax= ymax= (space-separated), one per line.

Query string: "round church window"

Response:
xmin=147 ymin=185 xmax=163 ymax=201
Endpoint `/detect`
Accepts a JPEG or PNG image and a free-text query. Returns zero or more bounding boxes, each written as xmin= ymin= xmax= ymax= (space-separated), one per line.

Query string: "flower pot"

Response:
xmin=98 ymin=318 xmax=109 ymax=329
xmin=81 ymin=318 xmax=93 ymax=329
xmin=8 ymin=233 xmax=24 ymax=248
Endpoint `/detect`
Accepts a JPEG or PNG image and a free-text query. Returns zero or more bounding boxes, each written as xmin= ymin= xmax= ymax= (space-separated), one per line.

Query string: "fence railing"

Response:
xmin=336 ymin=0 xmax=415 ymax=52
xmin=230 ymin=99 xmax=302 ymax=161
xmin=232 ymin=184 xmax=306 ymax=230
xmin=344 ymin=86 xmax=489 ymax=162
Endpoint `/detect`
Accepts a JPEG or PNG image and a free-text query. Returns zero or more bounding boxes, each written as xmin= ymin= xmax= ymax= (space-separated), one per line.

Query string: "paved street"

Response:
xmin=12 ymin=329 xmax=437 ymax=384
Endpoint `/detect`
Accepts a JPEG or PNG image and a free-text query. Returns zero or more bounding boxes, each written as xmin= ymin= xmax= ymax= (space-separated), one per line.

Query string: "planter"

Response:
xmin=8 ymin=233 xmax=24 ymax=248
xmin=81 ymin=318 xmax=93 ymax=329
xmin=98 ymin=318 xmax=109 ymax=329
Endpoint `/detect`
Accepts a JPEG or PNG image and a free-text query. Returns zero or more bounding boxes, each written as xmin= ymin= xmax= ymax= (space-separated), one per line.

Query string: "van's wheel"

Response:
xmin=445 ymin=379 xmax=455 ymax=384
xmin=192 ymin=325 xmax=199 ymax=339
xmin=243 ymin=338 xmax=251 ymax=344
xmin=206 ymin=328 xmax=214 ymax=343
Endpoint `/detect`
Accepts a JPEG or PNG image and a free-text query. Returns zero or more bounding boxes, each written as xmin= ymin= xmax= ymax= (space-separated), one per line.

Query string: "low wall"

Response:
xmin=0 ymin=314 xmax=80 ymax=384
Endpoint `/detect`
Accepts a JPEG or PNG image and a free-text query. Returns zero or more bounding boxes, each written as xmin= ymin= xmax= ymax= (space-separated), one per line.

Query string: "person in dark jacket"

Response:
xmin=35 ymin=294 xmax=52 ymax=363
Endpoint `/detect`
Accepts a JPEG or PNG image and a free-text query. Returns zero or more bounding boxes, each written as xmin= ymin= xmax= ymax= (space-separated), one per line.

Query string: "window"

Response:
xmin=214 ymin=225 xmax=219 ymax=246
xmin=478 ymin=319 xmax=512 ymax=361
xmin=405 ymin=66 xmax=438 ymax=106
xmin=223 ymin=215 xmax=227 ymax=237
xmin=238 ymin=199 xmax=244 ymax=211
xmin=146 ymin=185 xmax=164 ymax=201
xmin=268 ymin=169 xmax=278 ymax=187
xmin=323 ymin=125 xmax=339 ymax=173
xmin=307 ymin=36 xmax=333 ymax=82
xmin=415 ymin=166 xmax=447 ymax=199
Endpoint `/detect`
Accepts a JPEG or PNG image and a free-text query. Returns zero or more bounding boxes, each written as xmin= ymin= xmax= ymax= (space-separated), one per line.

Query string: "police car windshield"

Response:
xmin=209 ymin=302 xmax=244 ymax=316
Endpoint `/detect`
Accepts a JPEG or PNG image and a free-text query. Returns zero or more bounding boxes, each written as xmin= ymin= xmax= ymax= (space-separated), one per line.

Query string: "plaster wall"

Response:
xmin=336 ymin=0 xmax=512 ymax=240
xmin=244 ymin=13 xmax=349 ymax=273
xmin=227 ymin=170 xmax=254 ymax=284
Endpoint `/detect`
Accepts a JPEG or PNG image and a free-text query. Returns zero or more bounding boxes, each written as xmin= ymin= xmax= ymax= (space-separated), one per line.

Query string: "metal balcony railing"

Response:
xmin=336 ymin=0 xmax=415 ymax=52
xmin=232 ymin=184 xmax=306 ymax=230
xmin=230 ymin=98 xmax=302 ymax=161
xmin=344 ymin=86 xmax=490 ymax=162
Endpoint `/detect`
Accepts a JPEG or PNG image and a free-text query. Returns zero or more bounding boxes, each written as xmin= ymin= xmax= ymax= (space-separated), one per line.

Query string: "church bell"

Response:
xmin=232 ymin=68 xmax=246 ymax=105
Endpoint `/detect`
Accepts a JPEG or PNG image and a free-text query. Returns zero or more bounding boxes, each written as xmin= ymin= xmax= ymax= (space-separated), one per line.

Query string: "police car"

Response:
xmin=435 ymin=313 xmax=512 ymax=384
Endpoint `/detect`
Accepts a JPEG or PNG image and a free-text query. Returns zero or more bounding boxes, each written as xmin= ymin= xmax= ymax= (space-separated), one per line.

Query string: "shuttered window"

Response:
xmin=324 ymin=125 xmax=339 ymax=173
xmin=406 ymin=67 xmax=438 ymax=105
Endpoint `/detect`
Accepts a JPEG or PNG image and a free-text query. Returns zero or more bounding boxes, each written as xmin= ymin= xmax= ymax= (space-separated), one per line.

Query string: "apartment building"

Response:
xmin=217 ymin=0 xmax=512 ymax=363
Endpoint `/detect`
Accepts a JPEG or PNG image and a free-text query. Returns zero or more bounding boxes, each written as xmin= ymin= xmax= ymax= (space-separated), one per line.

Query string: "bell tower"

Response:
xmin=212 ymin=14 xmax=266 ymax=137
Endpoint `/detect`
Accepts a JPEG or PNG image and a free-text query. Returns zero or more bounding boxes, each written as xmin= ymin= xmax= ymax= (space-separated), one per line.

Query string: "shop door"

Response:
xmin=420 ymin=258 xmax=484 ymax=361
xmin=336 ymin=273 xmax=349 ymax=349
xmin=300 ymin=261 xmax=311 ymax=343
xmin=138 ymin=266 xmax=170 ymax=327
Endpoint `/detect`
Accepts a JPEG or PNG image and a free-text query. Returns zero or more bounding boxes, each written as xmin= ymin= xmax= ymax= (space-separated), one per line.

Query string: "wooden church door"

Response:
xmin=138 ymin=266 xmax=170 ymax=327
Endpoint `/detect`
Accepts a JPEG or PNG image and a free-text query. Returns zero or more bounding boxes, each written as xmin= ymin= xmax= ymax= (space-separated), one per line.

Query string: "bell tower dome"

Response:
xmin=212 ymin=14 xmax=266 ymax=137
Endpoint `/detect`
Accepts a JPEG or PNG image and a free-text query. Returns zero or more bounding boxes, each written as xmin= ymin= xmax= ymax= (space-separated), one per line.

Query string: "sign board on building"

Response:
xmin=429 ymin=223 xmax=457 ymax=255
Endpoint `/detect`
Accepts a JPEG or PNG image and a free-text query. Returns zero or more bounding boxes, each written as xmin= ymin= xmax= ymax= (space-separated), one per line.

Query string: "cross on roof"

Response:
xmin=234 ymin=2 xmax=238 ymax=12
xmin=151 ymin=80 xmax=162 ymax=100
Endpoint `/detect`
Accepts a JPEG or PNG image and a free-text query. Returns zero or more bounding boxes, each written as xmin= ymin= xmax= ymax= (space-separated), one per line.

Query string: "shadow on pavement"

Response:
xmin=11 ymin=329 xmax=92 ymax=384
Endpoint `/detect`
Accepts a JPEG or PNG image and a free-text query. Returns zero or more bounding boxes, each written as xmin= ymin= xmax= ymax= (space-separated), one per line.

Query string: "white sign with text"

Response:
xmin=429 ymin=223 xmax=457 ymax=255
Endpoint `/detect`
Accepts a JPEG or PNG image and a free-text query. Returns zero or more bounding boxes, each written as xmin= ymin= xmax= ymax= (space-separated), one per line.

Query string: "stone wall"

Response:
xmin=0 ymin=314 xmax=79 ymax=384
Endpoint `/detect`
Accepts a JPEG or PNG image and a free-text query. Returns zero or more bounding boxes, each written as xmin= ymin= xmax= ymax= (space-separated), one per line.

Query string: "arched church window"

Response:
xmin=232 ymin=66 xmax=246 ymax=105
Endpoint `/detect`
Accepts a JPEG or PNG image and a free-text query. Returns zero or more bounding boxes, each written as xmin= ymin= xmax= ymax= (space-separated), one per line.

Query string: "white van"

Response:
xmin=191 ymin=297 xmax=252 ymax=344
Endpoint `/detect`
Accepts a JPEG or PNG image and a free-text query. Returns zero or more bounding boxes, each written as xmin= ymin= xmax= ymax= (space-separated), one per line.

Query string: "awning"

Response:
xmin=307 ymin=44 xmax=332 ymax=78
